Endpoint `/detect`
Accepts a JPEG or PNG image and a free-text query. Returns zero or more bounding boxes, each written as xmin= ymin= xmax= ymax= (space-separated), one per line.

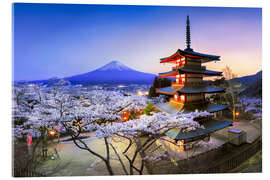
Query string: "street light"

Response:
xmin=235 ymin=112 xmax=240 ymax=121
xmin=49 ymin=130 xmax=56 ymax=136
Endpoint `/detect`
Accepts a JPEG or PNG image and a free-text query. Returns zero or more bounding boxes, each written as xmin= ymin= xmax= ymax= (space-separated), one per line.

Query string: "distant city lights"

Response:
xmin=136 ymin=90 xmax=148 ymax=96
xmin=118 ymin=85 xmax=127 ymax=88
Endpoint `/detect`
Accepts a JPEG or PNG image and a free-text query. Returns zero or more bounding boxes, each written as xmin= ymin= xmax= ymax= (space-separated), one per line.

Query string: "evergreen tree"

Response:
xmin=143 ymin=103 xmax=154 ymax=115
xmin=148 ymin=77 xmax=172 ymax=97
xmin=148 ymin=86 xmax=158 ymax=97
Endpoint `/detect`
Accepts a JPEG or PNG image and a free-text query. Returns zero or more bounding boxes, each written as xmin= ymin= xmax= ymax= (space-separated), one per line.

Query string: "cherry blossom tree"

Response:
xmin=222 ymin=66 xmax=241 ymax=120
xmin=13 ymin=79 xmax=212 ymax=175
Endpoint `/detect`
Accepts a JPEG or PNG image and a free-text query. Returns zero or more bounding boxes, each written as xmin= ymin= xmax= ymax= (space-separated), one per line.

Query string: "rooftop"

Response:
xmin=160 ymin=49 xmax=220 ymax=64
xmin=154 ymin=102 xmax=229 ymax=114
xmin=159 ymin=68 xmax=222 ymax=77
xmin=156 ymin=85 xmax=225 ymax=95
xmin=166 ymin=119 xmax=233 ymax=141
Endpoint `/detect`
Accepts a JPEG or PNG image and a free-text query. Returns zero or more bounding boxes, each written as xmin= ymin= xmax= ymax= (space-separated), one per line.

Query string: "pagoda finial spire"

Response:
xmin=185 ymin=15 xmax=193 ymax=51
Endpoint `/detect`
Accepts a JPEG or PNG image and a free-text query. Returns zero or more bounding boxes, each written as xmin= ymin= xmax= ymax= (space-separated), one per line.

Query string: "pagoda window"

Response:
xmin=175 ymin=74 xmax=180 ymax=84
xmin=182 ymin=78 xmax=185 ymax=84
xmin=174 ymin=94 xmax=179 ymax=101
xmin=175 ymin=56 xmax=186 ymax=68
xmin=180 ymin=56 xmax=186 ymax=66
xmin=180 ymin=74 xmax=186 ymax=84
xmin=180 ymin=95 xmax=185 ymax=103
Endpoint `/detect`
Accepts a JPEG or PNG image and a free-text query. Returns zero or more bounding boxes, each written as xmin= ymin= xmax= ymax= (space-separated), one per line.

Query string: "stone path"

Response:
xmin=230 ymin=120 xmax=261 ymax=143
xmin=38 ymin=133 xmax=147 ymax=176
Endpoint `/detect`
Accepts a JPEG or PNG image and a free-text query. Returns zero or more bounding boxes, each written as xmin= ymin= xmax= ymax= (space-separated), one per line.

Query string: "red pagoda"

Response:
xmin=155 ymin=16 xmax=232 ymax=145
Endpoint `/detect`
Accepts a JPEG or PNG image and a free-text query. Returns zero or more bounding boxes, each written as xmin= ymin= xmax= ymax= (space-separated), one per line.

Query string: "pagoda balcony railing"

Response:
xmin=172 ymin=65 xmax=206 ymax=70
xmin=172 ymin=82 xmax=184 ymax=86
xmin=170 ymin=98 xmax=206 ymax=105
xmin=172 ymin=65 xmax=184 ymax=70
xmin=172 ymin=81 xmax=204 ymax=86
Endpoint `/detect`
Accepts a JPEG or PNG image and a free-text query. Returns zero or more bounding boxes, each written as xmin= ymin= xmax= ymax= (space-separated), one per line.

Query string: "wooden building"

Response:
xmin=155 ymin=16 xmax=233 ymax=149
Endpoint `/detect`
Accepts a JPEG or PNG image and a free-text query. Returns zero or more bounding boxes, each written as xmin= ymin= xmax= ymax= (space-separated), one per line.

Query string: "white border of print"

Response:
xmin=0 ymin=1 xmax=268 ymax=180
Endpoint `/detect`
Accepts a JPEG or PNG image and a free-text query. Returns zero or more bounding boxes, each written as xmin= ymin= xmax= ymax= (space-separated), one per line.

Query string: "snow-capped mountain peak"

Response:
xmin=66 ymin=60 xmax=156 ymax=84
xmin=97 ymin=61 xmax=132 ymax=71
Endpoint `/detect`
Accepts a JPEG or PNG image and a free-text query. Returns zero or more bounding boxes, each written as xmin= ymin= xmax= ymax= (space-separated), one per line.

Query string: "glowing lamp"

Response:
xmin=122 ymin=115 xmax=128 ymax=122
xmin=235 ymin=112 xmax=240 ymax=121
xmin=138 ymin=109 xmax=143 ymax=114
xmin=174 ymin=94 xmax=178 ymax=101
xmin=49 ymin=130 xmax=56 ymax=136
xmin=27 ymin=134 xmax=32 ymax=146
xmin=177 ymin=140 xmax=184 ymax=151
xmin=122 ymin=110 xmax=130 ymax=122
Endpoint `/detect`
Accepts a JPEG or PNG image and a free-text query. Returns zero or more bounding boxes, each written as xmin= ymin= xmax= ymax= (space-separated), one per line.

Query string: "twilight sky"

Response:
xmin=13 ymin=3 xmax=262 ymax=81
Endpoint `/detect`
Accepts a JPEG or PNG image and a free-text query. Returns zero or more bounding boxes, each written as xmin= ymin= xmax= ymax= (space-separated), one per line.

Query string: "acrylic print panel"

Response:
xmin=12 ymin=3 xmax=262 ymax=176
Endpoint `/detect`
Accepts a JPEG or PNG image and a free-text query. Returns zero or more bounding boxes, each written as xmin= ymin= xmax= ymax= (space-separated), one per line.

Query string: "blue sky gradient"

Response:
xmin=13 ymin=3 xmax=262 ymax=81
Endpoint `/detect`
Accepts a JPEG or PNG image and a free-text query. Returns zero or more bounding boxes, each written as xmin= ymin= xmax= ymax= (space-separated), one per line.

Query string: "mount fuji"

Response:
xmin=66 ymin=61 xmax=156 ymax=84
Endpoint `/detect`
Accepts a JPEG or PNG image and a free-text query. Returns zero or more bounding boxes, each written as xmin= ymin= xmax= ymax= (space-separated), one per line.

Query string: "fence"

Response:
xmin=144 ymin=136 xmax=262 ymax=174
xmin=204 ymin=137 xmax=262 ymax=173
xmin=13 ymin=168 xmax=46 ymax=177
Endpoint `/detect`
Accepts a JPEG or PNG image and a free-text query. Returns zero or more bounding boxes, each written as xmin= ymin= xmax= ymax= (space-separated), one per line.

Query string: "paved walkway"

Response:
xmin=37 ymin=119 xmax=261 ymax=175
xmin=38 ymin=133 xmax=147 ymax=176
xmin=230 ymin=120 xmax=261 ymax=143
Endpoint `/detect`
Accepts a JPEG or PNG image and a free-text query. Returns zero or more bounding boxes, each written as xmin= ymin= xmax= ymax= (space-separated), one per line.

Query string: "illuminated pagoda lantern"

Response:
xmin=155 ymin=16 xmax=232 ymax=149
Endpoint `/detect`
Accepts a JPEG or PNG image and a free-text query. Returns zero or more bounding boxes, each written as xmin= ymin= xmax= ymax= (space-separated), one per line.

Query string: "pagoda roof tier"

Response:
xmin=166 ymin=119 xmax=232 ymax=142
xmin=159 ymin=69 xmax=178 ymax=77
xmin=160 ymin=51 xmax=180 ymax=63
xmin=156 ymin=86 xmax=178 ymax=95
xmin=158 ymin=68 xmax=222 ymax=77
xmin=156 ymin=85 xmax=225 ymax=95
xmin=155 ymin=102 xmax=183 ymax=114
xmin=178 ymin=67 xmax=222 ymax=76
xmin=154 ymin=102 xmax=229 ymax=114
xmin=160 ymin=49 xmax=220 ymax=64
xmin=178 ymin=86 xmax=225 ymax=94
